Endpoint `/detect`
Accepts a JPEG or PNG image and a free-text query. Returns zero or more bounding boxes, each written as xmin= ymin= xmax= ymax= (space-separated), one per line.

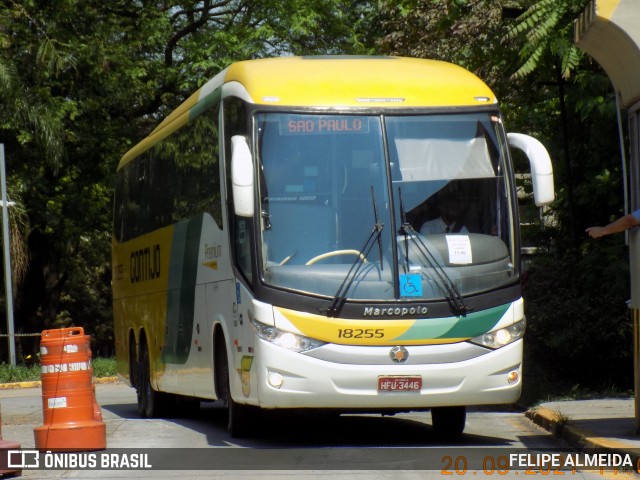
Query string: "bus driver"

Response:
xmin=420 ymin=185 xmax=469 ymax=235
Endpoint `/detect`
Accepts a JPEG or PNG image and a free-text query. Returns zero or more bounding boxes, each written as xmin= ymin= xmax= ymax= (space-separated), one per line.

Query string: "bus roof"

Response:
xmin=225 ymin=56 xmax=497 ymax=108
xmin=118 ymin=56 xmax=497 ymax=170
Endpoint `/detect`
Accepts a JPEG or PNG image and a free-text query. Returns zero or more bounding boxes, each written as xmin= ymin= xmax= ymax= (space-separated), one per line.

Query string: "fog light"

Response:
xmin=507 ymin=371 xmax=519 ymax=384
xmin=268 ymin=372 xmax=284 ymax=389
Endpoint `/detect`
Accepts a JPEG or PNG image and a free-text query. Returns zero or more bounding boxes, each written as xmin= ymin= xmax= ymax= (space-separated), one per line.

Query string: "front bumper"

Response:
xmin=250 ymin=339 xmax=522 ymax=410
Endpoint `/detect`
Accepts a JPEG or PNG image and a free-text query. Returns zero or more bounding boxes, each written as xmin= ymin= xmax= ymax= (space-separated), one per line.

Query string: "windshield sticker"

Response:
xmin=400 ymin=273 xmax=423 ymax=297
xmin=446 ymin=235 xmax=472 ymax=264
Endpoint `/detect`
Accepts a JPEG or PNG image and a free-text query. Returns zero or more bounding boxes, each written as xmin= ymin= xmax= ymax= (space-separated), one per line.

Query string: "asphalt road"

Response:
xmin=0 ymin=383 xmax=618 ymax=479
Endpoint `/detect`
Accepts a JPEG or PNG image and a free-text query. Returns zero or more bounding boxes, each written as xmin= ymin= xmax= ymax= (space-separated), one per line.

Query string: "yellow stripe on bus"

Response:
xmin=275 ymin=307 xmax=467 ymax=346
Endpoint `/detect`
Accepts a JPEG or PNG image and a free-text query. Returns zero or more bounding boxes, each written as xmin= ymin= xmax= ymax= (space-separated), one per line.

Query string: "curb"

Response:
xmin=526 ymin=406 xmax=640 ymax=461
xmin=0 ymin=376 xmax=119 ymax=390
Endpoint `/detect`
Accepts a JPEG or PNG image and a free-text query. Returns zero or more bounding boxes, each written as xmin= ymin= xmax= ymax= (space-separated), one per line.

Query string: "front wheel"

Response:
xmin=215 ymin=338 xmax=257 ymax=437
xmin=431 ymin=406 xmax=466 ymax=438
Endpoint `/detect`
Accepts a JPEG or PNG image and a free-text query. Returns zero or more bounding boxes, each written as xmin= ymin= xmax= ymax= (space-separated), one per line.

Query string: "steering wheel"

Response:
xmin=278 ymin=252 xmax=296 ymax=266
xmin=305 ymin=249 xmax=368 ymax=265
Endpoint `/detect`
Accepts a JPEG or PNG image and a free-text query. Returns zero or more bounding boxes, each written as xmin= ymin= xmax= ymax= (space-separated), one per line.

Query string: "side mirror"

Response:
xmin=507 ymin=133 xmax=555 ymax=207
xmin=231 ymin=135 xmax=254 ymax=217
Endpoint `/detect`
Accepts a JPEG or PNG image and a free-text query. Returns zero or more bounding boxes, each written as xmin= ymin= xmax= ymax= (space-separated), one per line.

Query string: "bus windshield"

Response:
xmin=257 ymin=112 xmax=517 ymax=302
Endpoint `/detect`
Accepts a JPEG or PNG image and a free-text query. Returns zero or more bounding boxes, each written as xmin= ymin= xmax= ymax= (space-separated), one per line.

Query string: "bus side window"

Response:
xmin=224 ymin=97 xmax=253 ymax=284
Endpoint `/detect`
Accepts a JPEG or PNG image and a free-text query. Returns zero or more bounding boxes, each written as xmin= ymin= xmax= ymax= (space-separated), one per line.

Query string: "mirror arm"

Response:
xmin=507 ymin=133 xmax=555 ymax=207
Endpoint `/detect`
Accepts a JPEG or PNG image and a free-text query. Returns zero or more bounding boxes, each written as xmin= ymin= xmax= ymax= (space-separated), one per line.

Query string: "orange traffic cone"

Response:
xmin=34 ymin=327 xmax=106 ymax=451
xmin=0 ymin=403 xmax=22 ymax=476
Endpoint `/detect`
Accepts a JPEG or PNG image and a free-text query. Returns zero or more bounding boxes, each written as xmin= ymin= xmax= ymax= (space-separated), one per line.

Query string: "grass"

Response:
xmin=92 ymin=357 xmax=117 ymax=378
xmin=0 ymin=363 xmax=40 ymax=383
xmin=0 ymin=357 xmax=117 ymax=383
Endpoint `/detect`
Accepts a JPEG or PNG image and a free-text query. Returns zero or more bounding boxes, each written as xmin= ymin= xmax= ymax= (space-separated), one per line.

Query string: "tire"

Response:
xmin=129 ymin=334 xmax=138 ymax=389
xmin=137 ymin=339 xmax=171 ymax=418
xmin=135 ymin=343 xmax=146 ymax=417
xmin=215 ymin=335 xmax=255 ymax=437
xmin=431 ymin=406 xmax=466 ymax=438
xmin=227 ymin=390 xmax=253 ymax=438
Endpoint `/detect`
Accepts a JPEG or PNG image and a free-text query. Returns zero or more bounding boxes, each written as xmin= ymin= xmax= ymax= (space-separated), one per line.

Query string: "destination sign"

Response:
xmin=281 ymin=115 xmax=370 ymax=135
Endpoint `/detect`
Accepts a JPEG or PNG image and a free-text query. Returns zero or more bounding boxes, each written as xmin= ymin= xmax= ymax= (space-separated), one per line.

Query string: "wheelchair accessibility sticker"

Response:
xmin=399 ymin=273 xmax=422 ymax=297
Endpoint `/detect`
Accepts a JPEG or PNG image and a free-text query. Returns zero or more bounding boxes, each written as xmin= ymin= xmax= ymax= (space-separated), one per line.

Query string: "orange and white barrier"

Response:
xmin=34 ymin=327 xmax=106 ymax=451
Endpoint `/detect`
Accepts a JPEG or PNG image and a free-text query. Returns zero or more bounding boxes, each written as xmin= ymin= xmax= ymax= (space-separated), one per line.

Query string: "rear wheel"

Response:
xmin=137 ymin=338 xmax=172 ymax=418
xmin=431 ymin=406 xmax=466 ymax=437
xmin=129 ymin=333 xmax=138 ymax=389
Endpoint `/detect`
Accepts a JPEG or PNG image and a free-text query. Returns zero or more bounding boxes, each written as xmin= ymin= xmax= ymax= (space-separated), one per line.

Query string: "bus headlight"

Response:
xmin=470 ymin=318 xmax=526 ymax=349
xmin=252 ymin=320 xmax=326 ymax=353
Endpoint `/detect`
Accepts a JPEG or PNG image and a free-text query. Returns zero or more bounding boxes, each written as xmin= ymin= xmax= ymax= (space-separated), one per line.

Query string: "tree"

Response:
xmin=503 ymin=0 xmax=585 ymax=80
xmin=377 ymin=0 xmax=509 ymax=82
xmin=0 ymin=2 xmax=68 ymax=352
xmin=0 ymin=0 xmax=379 ymax=361
xmin=378 ymin=0 xmax=631 ymax=396
xmin=502 ymin=0 xmax=631 ymax=395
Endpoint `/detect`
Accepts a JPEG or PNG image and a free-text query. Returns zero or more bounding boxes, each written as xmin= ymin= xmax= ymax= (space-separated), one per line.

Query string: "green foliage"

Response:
xmin=92 ymin=357 xmax=117 ymax=378
xmin=0 ymin=357 xmax=116 ymax=383
xmin=0 ymin=362 xmax=40 ymax=383
xmin=503 ymin=0 xmax=587 ymax=80
xmin=0 ymin=2 xmax=67 ymax=168
xmin=522 ymin=244 xmax=633 ymax=393
xmin=0 ymin=0 xmax=379 ymax=361
xmin=377 ymin=0 xmax=510 ymax=82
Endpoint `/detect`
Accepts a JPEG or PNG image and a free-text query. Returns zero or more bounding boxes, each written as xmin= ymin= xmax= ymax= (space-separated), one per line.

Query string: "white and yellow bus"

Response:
xmin=112 ymin=56 xmax=554 ymax=437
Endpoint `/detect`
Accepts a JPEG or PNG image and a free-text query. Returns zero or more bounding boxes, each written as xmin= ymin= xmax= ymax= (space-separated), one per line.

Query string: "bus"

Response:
xmin=112 ymin=56 xmax=554 ymax=437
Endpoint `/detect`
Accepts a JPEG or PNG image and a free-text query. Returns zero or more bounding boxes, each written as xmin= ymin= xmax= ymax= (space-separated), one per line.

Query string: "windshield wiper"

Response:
xmin=397 ymin=187 xmax=472 ymax=317
xmin=325 ymin=187 xmax=384 ymax=317
xmin=370 ymin=186 xmax=384 ymax=270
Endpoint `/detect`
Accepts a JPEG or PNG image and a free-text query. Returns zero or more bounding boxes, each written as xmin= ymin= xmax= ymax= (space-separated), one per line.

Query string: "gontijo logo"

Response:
xmin=130 ymin=244 xmax=161 ymax=283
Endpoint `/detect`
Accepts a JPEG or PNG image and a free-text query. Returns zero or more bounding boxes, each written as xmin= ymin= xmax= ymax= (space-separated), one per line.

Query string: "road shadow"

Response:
xmin=570 ymin=417 xmax=639 ymax=443
xmin=99 ymin=401 xmax=564 ymax=472
xmin=101 ymin=401 xmax=139 ymax=420
xmin=101 ymin=400 xmax=530 ymax=448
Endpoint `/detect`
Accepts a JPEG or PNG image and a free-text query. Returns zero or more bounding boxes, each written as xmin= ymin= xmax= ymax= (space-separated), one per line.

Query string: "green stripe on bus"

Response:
xmin=393 ymin=303 xmax=510 ymax=341
xmin=190 ymin=87 xmax=222 ymax=120
xmin=163 ymin=214 xmax=204 ymax=364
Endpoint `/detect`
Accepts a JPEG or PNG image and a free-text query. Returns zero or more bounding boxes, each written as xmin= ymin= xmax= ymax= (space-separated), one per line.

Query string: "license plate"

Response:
xmin=377 ymin=375 xmax=422 ymax=393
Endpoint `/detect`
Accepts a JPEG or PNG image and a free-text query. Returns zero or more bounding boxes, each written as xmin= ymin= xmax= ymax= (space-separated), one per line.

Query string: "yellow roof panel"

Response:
xmin=224 ymin=56 xmax=497 ymax=108
xmin=118 ymin=56 xmax=498 ymax=170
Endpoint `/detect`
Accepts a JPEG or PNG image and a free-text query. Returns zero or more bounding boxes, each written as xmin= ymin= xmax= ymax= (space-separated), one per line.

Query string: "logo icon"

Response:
xmin=389 ymin=346 xmax=409 ymax=364
xmin=7 ymin=450 xmax=40 ymax=468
